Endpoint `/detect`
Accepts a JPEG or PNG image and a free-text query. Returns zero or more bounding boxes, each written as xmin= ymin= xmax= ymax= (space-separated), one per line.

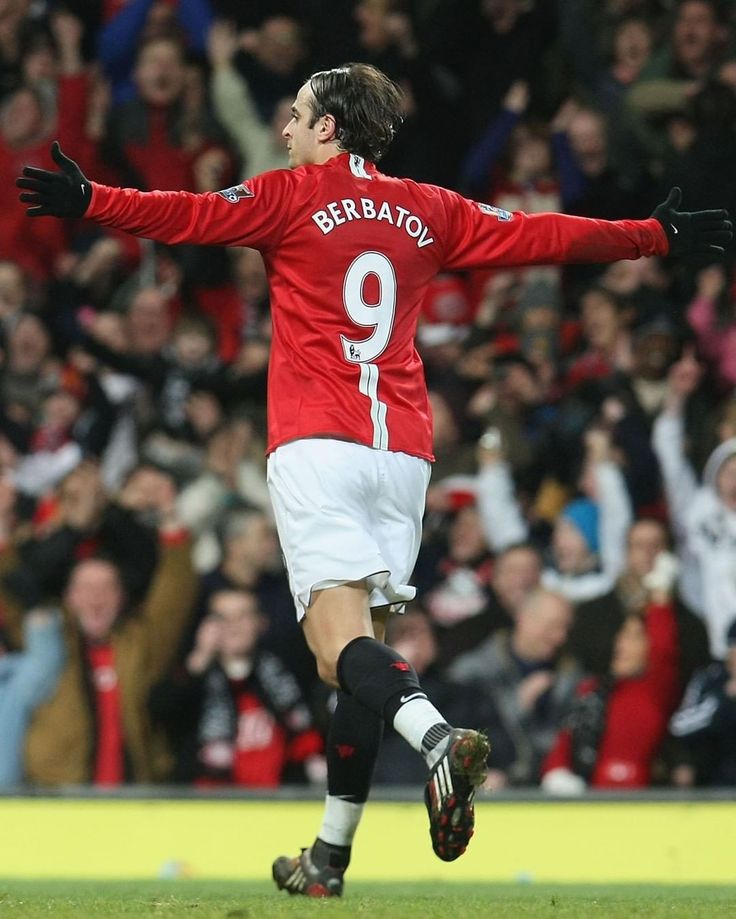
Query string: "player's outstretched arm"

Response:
xmin=443 ymin=187 xmax=732 ymax=270
xmin=16 ymin=141 xmax=91 ymax=218
xmin=17 ymin=141 xmax=287 ymax=250
xmin=651 ymin=187 xmax=732 ymax=258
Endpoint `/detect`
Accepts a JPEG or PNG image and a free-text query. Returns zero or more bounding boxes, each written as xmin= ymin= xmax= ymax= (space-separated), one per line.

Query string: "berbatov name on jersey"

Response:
xmin=311 ymin=197 xmax=435 ymax=248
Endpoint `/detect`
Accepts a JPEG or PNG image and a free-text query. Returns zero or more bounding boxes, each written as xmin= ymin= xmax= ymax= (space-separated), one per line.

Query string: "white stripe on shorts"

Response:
xmin=359 ymin=362 xmax=389 ymax=450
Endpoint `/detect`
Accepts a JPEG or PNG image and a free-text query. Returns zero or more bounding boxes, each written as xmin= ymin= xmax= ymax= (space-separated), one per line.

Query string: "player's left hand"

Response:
xmin=652 ymin=187 xmax=732 ymax=257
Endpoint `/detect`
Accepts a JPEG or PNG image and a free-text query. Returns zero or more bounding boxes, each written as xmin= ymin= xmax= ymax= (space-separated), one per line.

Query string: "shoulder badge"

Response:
xmin=216 ymin=183 xmax=255 ymax=203
xmin=476 ymin=202 xmax=513 ymax=221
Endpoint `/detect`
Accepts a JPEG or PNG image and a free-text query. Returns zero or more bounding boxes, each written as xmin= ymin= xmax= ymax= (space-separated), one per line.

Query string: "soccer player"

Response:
xmin=17 ymin=63 xmax=731 ymax=898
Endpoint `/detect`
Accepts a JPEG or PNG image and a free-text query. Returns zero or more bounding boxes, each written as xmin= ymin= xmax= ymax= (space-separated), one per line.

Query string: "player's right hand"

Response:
xmin=16 ymin=140 xmax=92 ymax=218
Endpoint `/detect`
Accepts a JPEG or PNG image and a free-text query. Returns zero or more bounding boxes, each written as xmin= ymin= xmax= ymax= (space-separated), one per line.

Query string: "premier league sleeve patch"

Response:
xmin=216 ymin=183 xmax=255 ymax=203
xmin=476 ymin=202 xmax=513 ymax=221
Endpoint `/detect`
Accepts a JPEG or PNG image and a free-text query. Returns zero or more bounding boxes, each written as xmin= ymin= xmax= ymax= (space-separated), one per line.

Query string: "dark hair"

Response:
xmin=497 ymin=541 xmax=543 ymax=563
xmin=173 ymin=313 xmax=218 ymax=347
xmin=307 ymin=63 xmax=403 ymax=162
xmin=676 ymin=0 xmax=726 ymax=23
xmin=627 ymin=516 xmax=672 ymax=548
xmin=135 ymin=34 xmax=186 ymax=64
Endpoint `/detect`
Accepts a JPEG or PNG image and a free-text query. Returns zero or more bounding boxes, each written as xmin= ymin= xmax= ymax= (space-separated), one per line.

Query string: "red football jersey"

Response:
xmin=86 ymin=153 xmax=669 ymax=460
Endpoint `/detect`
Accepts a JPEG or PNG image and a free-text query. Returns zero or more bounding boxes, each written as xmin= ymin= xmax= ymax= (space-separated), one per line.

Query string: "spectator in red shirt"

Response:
xmin=0 ymin=11 xmax=92 ymax=279
xmin=103 ymin=34 xmax=232 ymax=194
xmin=151 ymin=587 xmax=324 ymax=786
xmin=564 ymin=286 xmax=633 ymax=392
xmin=542 ymin=558 xmax=681 ymax=792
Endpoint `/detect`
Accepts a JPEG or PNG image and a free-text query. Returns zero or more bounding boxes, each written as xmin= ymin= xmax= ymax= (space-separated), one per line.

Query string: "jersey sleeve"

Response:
xmin=437 ymin=188 xmax=669 ymax=269
xmin=85 ymin=169 xmax=295 ymax=251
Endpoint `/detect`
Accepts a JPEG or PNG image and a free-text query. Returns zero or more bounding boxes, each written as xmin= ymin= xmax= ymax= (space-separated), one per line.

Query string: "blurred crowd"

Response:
xmin=1 ymin=0 xmax=736 ymax=794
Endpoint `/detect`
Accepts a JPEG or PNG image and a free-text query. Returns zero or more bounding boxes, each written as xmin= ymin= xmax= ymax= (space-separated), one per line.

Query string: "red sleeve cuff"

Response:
xmin=86 ymin=182 xmax=109 ymax=220
xmin=643 ymin=216 xmax=670 ymax=256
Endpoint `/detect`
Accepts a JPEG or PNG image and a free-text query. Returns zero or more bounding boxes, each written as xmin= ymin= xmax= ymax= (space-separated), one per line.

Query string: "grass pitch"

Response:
xmin=0 ymin=880 xmax=735 ymax=918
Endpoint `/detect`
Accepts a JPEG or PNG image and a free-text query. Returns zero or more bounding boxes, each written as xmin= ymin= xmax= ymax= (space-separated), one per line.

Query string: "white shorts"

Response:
xmin=267 ymin=439 xmax=431 ymax=620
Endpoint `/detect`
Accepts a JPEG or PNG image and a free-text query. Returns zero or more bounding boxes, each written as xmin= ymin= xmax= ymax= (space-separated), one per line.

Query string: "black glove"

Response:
xmin=16 ymin=141 xmax=92 ymax=218
xmin=652 ymin=187 xmax=732 ymax=258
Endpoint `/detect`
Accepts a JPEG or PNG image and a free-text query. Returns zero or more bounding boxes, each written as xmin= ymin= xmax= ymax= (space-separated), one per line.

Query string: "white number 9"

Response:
xmin=340 ymin=251 xmax=397 ymax=363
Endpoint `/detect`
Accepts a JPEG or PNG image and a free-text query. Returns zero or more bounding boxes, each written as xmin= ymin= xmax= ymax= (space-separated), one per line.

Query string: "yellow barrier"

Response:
xmin=0 ymin=799 xmax=733 ymax=883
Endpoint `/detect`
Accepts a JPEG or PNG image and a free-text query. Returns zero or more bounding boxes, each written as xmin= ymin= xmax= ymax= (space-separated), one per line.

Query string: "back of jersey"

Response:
xmin=263 ymin=152 xmax=444 ymax=460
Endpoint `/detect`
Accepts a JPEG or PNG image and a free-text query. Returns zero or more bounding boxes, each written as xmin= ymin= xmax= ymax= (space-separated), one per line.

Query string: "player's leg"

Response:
xmin=272 ymin=683 xmax=383 ymax=897
xmin=269 ymin=441 xmax=487 ymax=893
xmin=274 ymin=585 xmax=458 ymax=897
xmin=290 ymin=607 xmax=391 ymax=880
xmin=304 ymin=586 xmax=488 ymax=862
xmin=307 ymin=606 xmax=391 ymax=852
xmin=367 ymin=452 xmax=490 ymax=862
xmin=273 ymin=590 xmax=384 ymax=897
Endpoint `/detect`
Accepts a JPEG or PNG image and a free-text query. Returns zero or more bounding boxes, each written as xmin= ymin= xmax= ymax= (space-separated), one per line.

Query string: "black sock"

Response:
xmin=326 ymin=690 xmax=384 ymax=803
xmin=312 ymin=836 xmax=351 ymax=871
xmin=337 ymin=636 xmax=423 ymax=720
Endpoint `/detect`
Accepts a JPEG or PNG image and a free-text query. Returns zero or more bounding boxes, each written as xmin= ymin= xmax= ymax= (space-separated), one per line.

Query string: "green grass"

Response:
xmin=0 ymin=881 xmax=735 ymax=918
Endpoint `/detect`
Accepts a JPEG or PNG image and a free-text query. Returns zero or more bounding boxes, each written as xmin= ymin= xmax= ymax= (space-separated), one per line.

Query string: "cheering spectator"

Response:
xmin=3 ymin=462 xmax=158 ymax=609
xmin=558 ymin=2 xmax=656 ymax=104
xmin=207 ymin=21 xmax=289 ymax=178
xmin=151 ymin=587 xmax=323 ymax=786
xmin=564 ymin=286 xmax=633 ymax=391
xmin=562 ymin=105 xmax=652 ymax=220
xmin=653 ymin=350 xmax=736 ymax=658
xmin=230 ymin=15 xmax=306 ymax=123
xmin=626 ymin=0 xmax=731 ymax=166
xmin=103 ymin=33 xmax=232 ymax=193
xmin=445 ymin=409 xmax=633 ymax=607
xmin=98 ymin=0 xmax=214 ymax=105
xmin=0 ymin=10 xmax=91 ymax=279
xmin=460 ymin=80 xmax=565 ymax=209
xmin=542 ymin=576 xmax=680 ymax=792
xmin=78 ymin=311 xmax=222 ymax=473
xmin=438 ymin=540 xmax=543 ymax=673
xmin=195 ymin=508 xmax=315 ymax=695
xmin=0 ymin=469 xmax=196 ymax=785
xmin=541 ymin=427 xmax=633 ymax=603
xmin=632 ymin=0 xmax=728 ymax=97
xmin=599 ymin=16 xmax=655 ymax=113
xmin=569 ymin=521 xmax=709 ymax=687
